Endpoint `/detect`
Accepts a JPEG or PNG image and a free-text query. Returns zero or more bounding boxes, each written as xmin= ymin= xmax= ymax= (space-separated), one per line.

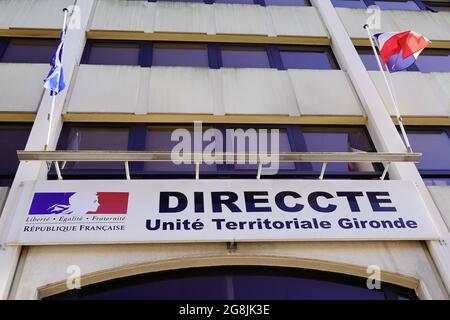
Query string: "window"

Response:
xmin=374 ymin=0 xmax=420 ymax=10
xmin=84 ymin=42 xmax=140 ymax=66
xmin=44 ymin=266 xmax=418 ymax=300
xmin=221 ymin=46 xmax=270 ymax=68
xmin=357 ymin=48 xmax=450 ymax=73
xmin=152 ymin=43 xmax=209 ymax=67
xmin=264 ymin=0 xmax=310 ymax=6
xmin=405 ymin=127 xmax=450 ymax=186
xmin=302 ymin=127 xmax=377 ymax=174
xmin=423 ymin=1 xmax=450 ymax=11
xmin=413 ymin=49 xmax=450 ymax=73
xmin=332 ymin=0 xmax=367 ymax=8
xmin=332 ymin=0 xmax=427 ymax=10
xmin=215 ymin=0 xmax=256 ymax=4
xmin=58 ymin=126 xmax=130 ymax=173
xmin=81 ymin=41 xmax=340 ymax=70
xmin=148 ymin=0 xmax=312 ymax=4
xmin=0 ymin=124 xmax=32 ymax=186
xmin=279 ymin=46 xmax=338 ymax=70
xmin=0 ymin=38 xmax=57 ymax=64
xmin=54 ymin=124 xmax=380 ymax=180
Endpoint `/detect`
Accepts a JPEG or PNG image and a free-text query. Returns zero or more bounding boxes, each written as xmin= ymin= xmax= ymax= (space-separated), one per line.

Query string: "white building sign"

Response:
xmin=6 ymin=179 xmax=440 ymax=245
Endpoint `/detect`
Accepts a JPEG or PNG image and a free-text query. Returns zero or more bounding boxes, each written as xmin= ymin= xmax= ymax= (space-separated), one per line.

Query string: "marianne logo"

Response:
xmin=28 ymin=192 xmax=129 ymax=215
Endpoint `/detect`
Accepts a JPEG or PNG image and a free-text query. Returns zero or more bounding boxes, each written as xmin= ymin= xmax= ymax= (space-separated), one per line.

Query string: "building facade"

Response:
xmin=0 ymin=0 xmax=450 ymax=300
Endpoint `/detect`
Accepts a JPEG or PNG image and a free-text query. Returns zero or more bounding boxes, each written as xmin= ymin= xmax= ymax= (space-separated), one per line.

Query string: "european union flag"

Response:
xmin=43 ymin=31 xmax=66 ymax=95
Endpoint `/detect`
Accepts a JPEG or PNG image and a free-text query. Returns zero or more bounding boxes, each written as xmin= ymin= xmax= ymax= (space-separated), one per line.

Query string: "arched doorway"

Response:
xmin=44 ymin=266 xmax=417 ymax=300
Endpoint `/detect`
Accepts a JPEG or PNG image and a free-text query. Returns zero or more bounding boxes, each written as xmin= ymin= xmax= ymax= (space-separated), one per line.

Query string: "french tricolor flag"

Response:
xmin=374 ymin=30 xmax=432 ymax=72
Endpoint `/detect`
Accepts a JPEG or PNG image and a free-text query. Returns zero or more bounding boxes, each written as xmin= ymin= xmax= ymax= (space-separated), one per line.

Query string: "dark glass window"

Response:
xmin=80 ymin=41 xmax=339 ymax=70
xmin=405 ymin=127 xmax=450 ymax=186
xmin=215 ymin=0 xmax=255 ymax=4
xmin=423 ymin=1 xmax=450 ymax=11
xmin=413 ymin=49 xmax=450 ymax=73
xmin=0 ymin=124 xmax=32 ymax=186
xmin=55 ymin=124 xmax=380 ymax=180
xmin=221 ymin=46 xmax=270 ymax=68
xmin=0 ymin=38 xmax=57 ymax=64
xmin=279 ymin=47 xmax=337 ymax=70
xmin=358 ymin=48 xmax=380 ymax=71
xmin=44 ymin=266 xmax=418 ymax=300
xmin=264 ymin=0 xmax=310 ymax=6
xmin=152 ymin=43 xmax=209 ymax=67
xmin=357 ymin=48 xmax=450 ymax=73
xmin=160 ymin=0 xmax=205 ymax=2
xmin=374 ymin=0 xmax=420 ymax=10
xmin=86 ymin=42 xmax=140 ymax=66
xmin=59 ymin=126 xmax=130 ymax=171
xmin=332 ymin=0 xmax=368 ymax=8
xmin=144 ymin=125 xmax=217 ymax=173
xmin=302 ymin=127 xmax=377 ymax=173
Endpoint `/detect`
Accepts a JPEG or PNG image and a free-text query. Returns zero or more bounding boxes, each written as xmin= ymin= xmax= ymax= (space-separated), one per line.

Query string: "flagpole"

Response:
xmin=363 ymin=24 xmax=413 ymax=153
xmin=45 ymin=8 xmax=68 ymax=151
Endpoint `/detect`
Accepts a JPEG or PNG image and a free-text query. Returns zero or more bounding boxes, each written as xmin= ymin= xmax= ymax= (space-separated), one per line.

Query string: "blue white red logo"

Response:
xmin=28 ymin=192 xmax=129 ymax=215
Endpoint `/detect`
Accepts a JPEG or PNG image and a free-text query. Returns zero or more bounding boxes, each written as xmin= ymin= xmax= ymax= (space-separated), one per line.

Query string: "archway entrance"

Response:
xmin=44 ymin=266 xmax=417 ymax=300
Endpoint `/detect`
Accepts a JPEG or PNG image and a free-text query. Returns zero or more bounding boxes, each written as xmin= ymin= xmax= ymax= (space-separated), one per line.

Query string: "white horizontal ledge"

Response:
xmin=17 ymin=151 xmax=422 ymax=163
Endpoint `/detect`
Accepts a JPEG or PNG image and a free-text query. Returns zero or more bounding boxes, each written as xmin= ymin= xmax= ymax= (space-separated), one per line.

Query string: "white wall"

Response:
xmin=0 ymin=188 xmax=8 ymax=216
xmin=12 ymin=241 xmax=448 ymax=299
xmin=90 ymin=0 xmax=329 ymax=38
xmin=0 ymin=64 xmax=48 ymax=112
xmin=65 ymin=66 xmax=364 ymax=116
xmin=336 ymin=8 xmax=450 ymax=41
xmin=0 ymin=0 xmax=74 ymax=29
xmin=369 ymin=71 xmax=450 ymax=117
xmin=428 ymin=187 xmax=450 ymax=233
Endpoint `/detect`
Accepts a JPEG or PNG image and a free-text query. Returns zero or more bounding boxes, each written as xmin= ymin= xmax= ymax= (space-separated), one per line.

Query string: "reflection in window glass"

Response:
xmin=414 ymin=50 xmax=450 ymax=73
xmin=265 ymin=0 xmax=310 ymax=6
xmin=358 ymin=50 xmax=380 ymax=71
xmin=358 ymin=48 xmax=450 ymax=73
xmin=152 ymin=43 xmax=209 ymax=67
xmin=228 ymin=128 xmax=295 ymax=171
xmin=87 ymin=42 xmax=140 ymax=66
xmin=221 ymin=46 xmax=270 ymax=68
xmin=280 ymin=50 xmax=335 ymax=70
xmin=215 ymin=0 xmax=255 ymax=3
xmin=1 ymin=39 xmax=57 ymax=63
xmin=331 ymin=0 xmax=367 ymax=8
xmin=62 ymin=127 xmax=129 ymax=170
xmin=374 ymin=1 xmax=420 ymax=10
xmin=423 ymin=2 xmax=450 ymax=11
xmin=0 ymin=124 xmax=31 ymax=186
xmin=144 ymin=126 xmax=217 ymax=173
xmin=302 ymin=127 xmax=375 ymax=173
xmin=407 ymin=130 xmax=450 ymax=171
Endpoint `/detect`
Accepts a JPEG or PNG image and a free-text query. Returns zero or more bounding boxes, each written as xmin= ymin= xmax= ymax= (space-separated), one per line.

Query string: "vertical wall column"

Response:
xmin=311 ymin=0 xmax=450 ymax=296
xmin=0 ymin=0 xmax=95 ymax=300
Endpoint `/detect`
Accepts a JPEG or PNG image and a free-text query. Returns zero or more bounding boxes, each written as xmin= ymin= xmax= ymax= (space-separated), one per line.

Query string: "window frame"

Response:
xmin=44 ymin=266 xmax=418 ymax=300
xmin=51 ymin=123 xmax=383 ymax=180
xmin=0 ymin=123 xmax=32 ymax=187
xmin=81 ymin=40 xmax=340 ymax=70
xmin=404 ymin=126 xmax=450 ymax=180
xmin=333 ymin=0 xmax=429 ymax=10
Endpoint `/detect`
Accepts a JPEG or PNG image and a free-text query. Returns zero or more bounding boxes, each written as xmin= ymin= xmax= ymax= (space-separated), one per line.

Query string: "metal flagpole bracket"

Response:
xmin=54 ymin=161 xmax=63 ymax=180
xmin=380 ymin=162 xmax=391 ymax=180
xmin=195 ymin=161 xmax=200 ymax=180
xmin=319 ymin=162 xmax=327 ymax=180
xmin=227 ymin=240 xmax=237 ymax=253
xmin=125 ymin=161 xmax=131 ymax=180
xmin=257 ymin=161 xmax=263 ymax=180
